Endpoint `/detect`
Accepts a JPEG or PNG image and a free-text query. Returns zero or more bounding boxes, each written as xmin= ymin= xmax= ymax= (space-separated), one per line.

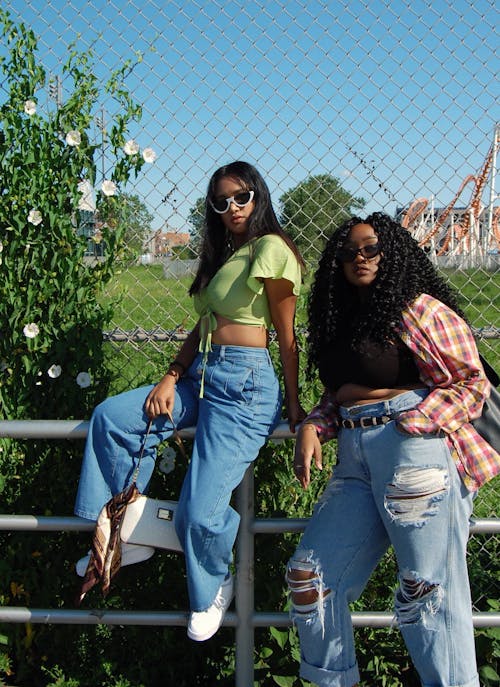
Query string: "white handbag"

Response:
xmin=121 ymin=495 xmax=183 ymax=551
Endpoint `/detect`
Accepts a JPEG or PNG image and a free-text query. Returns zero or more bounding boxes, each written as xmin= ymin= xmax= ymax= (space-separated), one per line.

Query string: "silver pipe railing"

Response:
xmin=0 ymin=420 xmax=498 ymax=687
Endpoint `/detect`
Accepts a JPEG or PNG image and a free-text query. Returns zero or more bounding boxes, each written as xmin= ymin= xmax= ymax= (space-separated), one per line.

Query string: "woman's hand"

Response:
xmin=293 ymin=423 xmax=322 ymax=489
xmin=285 ymin=396 xmax=307 ymax=433
xmin=144 ymin=374 xmax=177 ymax=420
xmin=144 ymin=322 xmax=200 ymax=420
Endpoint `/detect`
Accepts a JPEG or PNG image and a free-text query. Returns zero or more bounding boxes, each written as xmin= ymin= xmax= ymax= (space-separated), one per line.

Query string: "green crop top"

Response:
xmin=193 ymin=234 xmax=302 ymax=393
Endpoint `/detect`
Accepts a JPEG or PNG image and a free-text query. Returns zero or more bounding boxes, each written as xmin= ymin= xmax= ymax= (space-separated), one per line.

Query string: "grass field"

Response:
xmin=103 ymin=265 xmax=197 ymax=331
xmin=103 ymin=264 xmax=499 ymax=364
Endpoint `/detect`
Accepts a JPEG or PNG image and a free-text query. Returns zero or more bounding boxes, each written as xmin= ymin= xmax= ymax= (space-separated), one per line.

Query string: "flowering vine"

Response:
xmin=0 ymin=9 xmax=151 ymax=422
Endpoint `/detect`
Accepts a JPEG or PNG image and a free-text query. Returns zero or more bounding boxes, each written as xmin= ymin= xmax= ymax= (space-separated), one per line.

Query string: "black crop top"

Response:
xmin=319 ymin=335 xmax=421 ymax=392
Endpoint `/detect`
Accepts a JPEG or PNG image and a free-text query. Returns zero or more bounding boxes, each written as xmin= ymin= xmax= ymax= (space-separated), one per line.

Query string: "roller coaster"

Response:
xmin=401 ymin=125 xmax=500 ymax=259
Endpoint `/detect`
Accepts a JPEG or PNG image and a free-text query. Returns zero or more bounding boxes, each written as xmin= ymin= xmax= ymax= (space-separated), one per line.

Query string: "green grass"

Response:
xmin=104 ymin=265 xmax=197 ymax=331
xmin=103 ymin=264 xmax=499 ymax=366
xmin=445 ymin=270 xmax=500 ymax=368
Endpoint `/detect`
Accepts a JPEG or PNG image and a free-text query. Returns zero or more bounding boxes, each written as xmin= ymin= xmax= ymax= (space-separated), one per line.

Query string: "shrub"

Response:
xmin=0 ymin=12 xmax=155 ymax=684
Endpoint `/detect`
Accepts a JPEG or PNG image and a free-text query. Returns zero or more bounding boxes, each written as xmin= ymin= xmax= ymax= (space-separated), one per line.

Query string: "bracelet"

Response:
xmin=171 ymin=359 xmax=187 ymax=375
xmin=165 ymin=368 xmax=180 ymax=382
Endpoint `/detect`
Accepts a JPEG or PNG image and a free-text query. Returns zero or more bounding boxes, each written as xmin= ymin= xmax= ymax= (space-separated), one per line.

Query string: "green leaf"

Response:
xmin=272 ymin=677 xmax=296 ymax=687
xmin=258 ymin=646 xmax=273 ymax=659
xmin=270 ymin=626 xmax=289 ymax=649
xmin=479 ymin=665 xmax=500 ymax=681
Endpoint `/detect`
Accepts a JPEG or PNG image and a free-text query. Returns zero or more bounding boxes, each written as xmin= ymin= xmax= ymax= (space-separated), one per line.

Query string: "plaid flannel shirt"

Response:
xmin=306 ymin=293 xmax=500 ymax=491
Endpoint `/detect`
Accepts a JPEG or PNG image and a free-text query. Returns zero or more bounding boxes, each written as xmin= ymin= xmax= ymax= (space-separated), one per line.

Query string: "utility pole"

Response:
xmin=48 ymin=75 xmax=62 ymax=108
xmin=95 ymin=107 xmax=107 ymax=180
xmin=487 ymin=123 xmax=499 ymax=249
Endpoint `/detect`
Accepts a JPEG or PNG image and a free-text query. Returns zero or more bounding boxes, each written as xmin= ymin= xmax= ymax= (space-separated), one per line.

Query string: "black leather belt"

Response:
xmin=339 ymin=415 xmax=395 ymax=429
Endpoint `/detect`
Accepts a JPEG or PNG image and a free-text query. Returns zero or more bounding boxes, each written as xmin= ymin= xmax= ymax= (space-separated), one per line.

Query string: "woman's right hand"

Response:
xmin=144 ymin=374 xmax=177 ymax=419
xmin=293 ymin=423 xmax=323 ymax=489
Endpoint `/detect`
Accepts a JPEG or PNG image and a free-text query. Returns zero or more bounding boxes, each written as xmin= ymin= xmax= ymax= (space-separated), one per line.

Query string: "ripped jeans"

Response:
xmin=287 ymin=389 xmax=479 ymax=687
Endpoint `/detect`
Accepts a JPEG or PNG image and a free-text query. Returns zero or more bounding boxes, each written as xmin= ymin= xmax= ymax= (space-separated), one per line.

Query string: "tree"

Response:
xmin=187 ymin=196 xmax=206 ymax=257
xmin=279 ymin=173 xmax=365 ymax=264
xmin=104 ymin=192 xmax=154 ymax=261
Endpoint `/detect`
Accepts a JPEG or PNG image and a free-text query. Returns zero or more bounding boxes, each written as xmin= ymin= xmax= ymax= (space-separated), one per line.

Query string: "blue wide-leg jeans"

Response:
xmin=288 ymin=389 xmax=479 ymax=687
xmin=75 ymin=345 xmax=282 ymax=611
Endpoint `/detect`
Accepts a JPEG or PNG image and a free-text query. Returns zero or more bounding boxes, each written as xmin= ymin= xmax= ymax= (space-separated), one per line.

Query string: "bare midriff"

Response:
xmin=337 ymin=382 xmax=426 ymax=407
xmin=211 ymin=314 xmax=268 ymax=348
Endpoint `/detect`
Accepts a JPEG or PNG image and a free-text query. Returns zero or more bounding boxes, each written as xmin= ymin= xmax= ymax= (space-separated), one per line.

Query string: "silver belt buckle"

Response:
xmin=360 ymin=417 xmax=374 ymax=428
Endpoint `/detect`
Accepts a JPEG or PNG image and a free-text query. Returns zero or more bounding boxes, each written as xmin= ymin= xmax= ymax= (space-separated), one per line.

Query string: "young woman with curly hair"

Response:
xmin=288 ymin=212 xmax=499 ymax=687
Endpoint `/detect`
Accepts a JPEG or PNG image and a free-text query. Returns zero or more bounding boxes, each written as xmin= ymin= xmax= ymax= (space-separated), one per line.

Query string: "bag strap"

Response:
xmin=165 ymin=408 xmax=187 ymax=460
xmin=480 ymin=354 xmax=500 ymax=388
xmin=131 ymin=409 xmax=186 ymax=485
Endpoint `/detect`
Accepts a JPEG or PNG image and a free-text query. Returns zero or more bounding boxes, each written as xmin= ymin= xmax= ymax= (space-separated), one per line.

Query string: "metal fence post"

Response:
xmin=235 ymin=465 xmax=255 ymax=687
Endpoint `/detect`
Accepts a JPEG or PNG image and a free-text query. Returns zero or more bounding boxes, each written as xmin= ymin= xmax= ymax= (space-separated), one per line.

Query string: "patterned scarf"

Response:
xmin=77 ymin=481 xmax=141 ymax=604
xmin=76 ymin=412 xmax=184 ymax=604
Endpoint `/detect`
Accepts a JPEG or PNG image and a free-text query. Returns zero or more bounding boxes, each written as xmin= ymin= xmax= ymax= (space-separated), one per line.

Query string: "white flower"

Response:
xmin=142 ymin=147 xmax=157 ymax=163
xmin=66 ymin=130 xmax=81 ymax=147
xmin=0 ymin=241 xmax=3 ymax=251
xmin=28 ymin=209 xmax=43 ymax=226
xmin=47 ymin=364 xmax=62 ymax=379
xmin=77 ymin=179 xmax=96 ymax=212
xmin=159 ymin=446 xmax=176 ymax=474
xmin=123 ymin=139 xmax=140 ymax=155
xmin=101 ymin=180 xmax=117 ymax=196
xmin=23 ymin=322 xmax=40 ymax=339
xmin=24 ymin=100 xmax=37 ymax=116
xmin=76 ymin=371 xmax=92 ymax=388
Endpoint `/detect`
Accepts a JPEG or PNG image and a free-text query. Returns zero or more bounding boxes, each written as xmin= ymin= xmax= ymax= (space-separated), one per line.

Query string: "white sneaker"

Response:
xmin=75 ymin=542 xmax=155 ymax=577
xmin=187 ymin=574 xmax=234 ymax=641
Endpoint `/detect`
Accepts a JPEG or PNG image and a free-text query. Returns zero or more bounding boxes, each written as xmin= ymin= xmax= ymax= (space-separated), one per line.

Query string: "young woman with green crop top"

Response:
xmin=74 ymin=161 xmax=305 ymax=642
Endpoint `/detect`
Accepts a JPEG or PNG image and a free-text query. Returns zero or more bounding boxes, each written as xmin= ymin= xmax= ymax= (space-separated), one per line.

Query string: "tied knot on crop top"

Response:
xmin=319 ymin=331 xmax=421 ymax=392
xmin=193 ymin=234 xmax=302 ymax=395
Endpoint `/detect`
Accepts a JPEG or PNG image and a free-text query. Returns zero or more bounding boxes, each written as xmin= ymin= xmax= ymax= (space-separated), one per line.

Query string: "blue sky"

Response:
xmin=3 ymin=0 xmax=499 ymax=232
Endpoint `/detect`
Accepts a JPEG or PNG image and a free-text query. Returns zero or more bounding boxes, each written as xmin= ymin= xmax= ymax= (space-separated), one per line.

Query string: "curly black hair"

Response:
xmin=306 ymin=212 xmax=464 ymax=376
xmin=190 ymin=161 xmax=303 ymax=294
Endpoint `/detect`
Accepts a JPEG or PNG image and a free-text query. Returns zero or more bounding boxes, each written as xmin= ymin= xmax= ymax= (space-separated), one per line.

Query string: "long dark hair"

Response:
xmin=190 ymin=161 xmax=303 ymax=294
xmin=307 ymin=212 xmax=464 ymax=376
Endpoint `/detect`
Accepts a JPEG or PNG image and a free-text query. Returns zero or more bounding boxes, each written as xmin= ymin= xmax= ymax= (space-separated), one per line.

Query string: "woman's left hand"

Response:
xmin=294 ymin=422 xmax=323 ymax=489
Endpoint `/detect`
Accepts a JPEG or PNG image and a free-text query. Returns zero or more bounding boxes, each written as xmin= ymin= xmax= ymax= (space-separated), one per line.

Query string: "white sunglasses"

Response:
xmin=209 ymin=190 xmax=254 ymax=214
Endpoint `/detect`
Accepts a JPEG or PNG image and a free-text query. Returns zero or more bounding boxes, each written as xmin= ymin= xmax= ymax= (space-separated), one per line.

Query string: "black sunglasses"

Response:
xmin=336 ymin=243 xmax=381 ymax=263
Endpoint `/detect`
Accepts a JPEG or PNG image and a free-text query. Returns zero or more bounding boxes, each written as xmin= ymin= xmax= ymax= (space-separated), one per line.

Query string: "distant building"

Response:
xmin=150 ymin=230 xmax=190 ymax=257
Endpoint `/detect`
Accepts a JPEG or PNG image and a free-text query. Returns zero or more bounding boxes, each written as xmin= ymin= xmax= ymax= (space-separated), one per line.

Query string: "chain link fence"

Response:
xmin=6 ymin=0 xmax=499 ymax=628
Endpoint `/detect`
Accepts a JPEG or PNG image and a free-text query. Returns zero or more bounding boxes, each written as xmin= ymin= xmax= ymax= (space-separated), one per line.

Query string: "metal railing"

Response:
xmin=0 ymin=420 xmax=499 ymax=686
